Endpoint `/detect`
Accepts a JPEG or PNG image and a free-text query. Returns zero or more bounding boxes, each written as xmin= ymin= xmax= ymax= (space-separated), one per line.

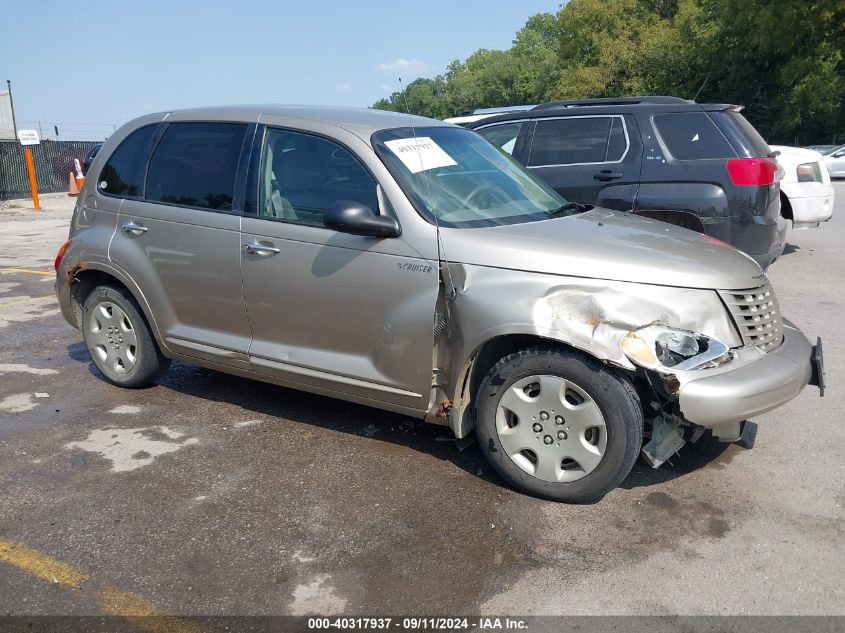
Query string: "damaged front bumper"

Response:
xmin=639 ymin=320 xmax=823 ymax=468
xmin=677 ymin=321 xmax=818 ymax=428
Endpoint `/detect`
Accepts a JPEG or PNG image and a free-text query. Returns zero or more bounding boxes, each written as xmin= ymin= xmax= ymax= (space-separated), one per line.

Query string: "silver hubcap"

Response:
xmin=495 ymin=374 xmax=607 ymax=483
xmin=88 ymin=302 xmax=138 ymax=374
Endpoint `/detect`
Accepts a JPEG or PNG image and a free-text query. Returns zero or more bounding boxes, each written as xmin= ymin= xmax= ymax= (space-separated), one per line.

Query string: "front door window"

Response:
xmin=258 ymin=128 xmax=379 ymax=226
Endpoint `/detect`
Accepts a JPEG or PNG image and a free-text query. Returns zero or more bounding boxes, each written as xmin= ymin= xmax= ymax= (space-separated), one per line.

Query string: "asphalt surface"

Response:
xmin=0 ymin=188 xmax=843 ymax=617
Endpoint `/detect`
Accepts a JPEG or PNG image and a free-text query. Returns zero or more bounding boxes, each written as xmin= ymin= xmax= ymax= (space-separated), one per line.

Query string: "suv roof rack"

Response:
xmin=533 ymin=96 xmax=693 ymax=110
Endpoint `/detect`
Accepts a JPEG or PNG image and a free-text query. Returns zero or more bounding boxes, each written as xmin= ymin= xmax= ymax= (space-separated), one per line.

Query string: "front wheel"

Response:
xmin=475 ymin=347 xmax=642 ymax=503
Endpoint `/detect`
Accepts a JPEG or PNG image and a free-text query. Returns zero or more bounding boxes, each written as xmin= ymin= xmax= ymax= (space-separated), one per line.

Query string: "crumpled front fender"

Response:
xmin=442 ymin=264 xmax=740 ymax=437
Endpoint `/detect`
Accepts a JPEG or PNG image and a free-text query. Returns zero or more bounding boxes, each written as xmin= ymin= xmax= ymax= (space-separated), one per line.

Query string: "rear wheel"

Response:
xmin=82 ymin=285 xmax=170 ymax=388
xmin=475 ymin=347 xmax=642 ymax=502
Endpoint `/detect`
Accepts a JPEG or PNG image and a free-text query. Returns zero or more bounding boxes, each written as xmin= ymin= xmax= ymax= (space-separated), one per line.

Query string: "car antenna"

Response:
xmin=397 ymin=77 xmax=458 ymax=317
xmin=693 ymin=73 xmax=710 ymax=102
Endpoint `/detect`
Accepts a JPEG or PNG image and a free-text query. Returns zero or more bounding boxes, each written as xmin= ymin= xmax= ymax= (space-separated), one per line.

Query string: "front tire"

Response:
xmin=82 ymin=285 xmax=170 ymax=388
xmin=475 ymin=347 xmax=642 ymax=503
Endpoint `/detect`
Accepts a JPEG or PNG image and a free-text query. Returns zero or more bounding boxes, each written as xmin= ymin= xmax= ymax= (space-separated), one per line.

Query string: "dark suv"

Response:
xmin=464 ymin=97 xmax=785 ymax=269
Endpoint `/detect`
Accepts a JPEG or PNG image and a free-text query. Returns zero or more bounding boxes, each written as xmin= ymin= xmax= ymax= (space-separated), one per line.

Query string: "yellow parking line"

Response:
xmin=0 ymin=268 xmax=54 ymax=276
xmin=0 ymin=538 xmax=211 ymax=633
xmin=0 ymin=539 xmax=89 ymax=588
xmin=0 ymin=295 xmax=56 ymax=309
xmin=96 ymin=585 xmax=210 ymax=633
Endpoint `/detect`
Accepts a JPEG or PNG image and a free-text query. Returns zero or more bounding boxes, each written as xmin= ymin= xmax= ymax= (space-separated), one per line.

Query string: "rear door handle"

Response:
xmin=243 ymin=242 xmax=280 ymax=255
xmin=121 ymin=222 xmax=148 ymax=235
xmin=593 ymin=170 xmax=623 ymax=181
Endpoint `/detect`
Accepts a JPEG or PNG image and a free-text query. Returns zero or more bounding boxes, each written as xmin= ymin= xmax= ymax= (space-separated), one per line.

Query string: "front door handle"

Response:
xmin=593 ymin=170 xmax=623 ymax=181
xmin=243 ymin=242 xmax=280 ymax=255
xmin=121 ymin=222 xmax=148 ymax=235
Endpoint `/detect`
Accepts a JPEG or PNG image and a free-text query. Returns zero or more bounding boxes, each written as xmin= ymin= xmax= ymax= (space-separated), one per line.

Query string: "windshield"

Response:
xmin=822 ymin=144 xmax=844 ymax=156
xmin=372 ymin=126 xmax=574 ymax=228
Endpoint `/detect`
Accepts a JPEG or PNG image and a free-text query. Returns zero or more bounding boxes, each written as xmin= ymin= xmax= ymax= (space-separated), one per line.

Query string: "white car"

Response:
xmin=771 ymin=145 xmax=835 ymax=229
xmin=823 ymin=144 xmax=845 ymax=178
xmin=443 ymin=105 xmax=536 ymax=127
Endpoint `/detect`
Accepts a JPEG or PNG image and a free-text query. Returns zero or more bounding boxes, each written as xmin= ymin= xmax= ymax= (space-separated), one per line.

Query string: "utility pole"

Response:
xmin=6 ymin=80 xmax=18 ymax=138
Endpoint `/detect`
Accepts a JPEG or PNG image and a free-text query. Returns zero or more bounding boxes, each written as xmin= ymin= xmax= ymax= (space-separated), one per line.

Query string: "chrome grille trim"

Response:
xmin=719 ymin=283 xmax=784 ymax=352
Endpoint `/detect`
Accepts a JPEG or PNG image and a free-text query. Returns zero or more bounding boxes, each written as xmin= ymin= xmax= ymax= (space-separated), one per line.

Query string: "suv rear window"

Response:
xmin=653 ymin=112 xmax=734 ymax=160
xmin=98 ymin=125 xmax=157 ymax=197
xmin=709 ymin=110 xmax=771 ymax=158
xmin=528 ymin=116 xmax=626 ymax=166
xmin=145 ymin=122 xmax=247 ymax=211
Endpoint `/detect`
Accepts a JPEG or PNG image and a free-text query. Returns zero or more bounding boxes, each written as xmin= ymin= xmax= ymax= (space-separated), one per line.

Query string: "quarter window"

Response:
xmin=477 ymin=122 xmax=525 ymax=155
xmin=98 ymin=125 xmax=158 ymax=197
xmin=528 ymin=116 xmax=626 ymax=166
xmin=653 ymin=112 xmax=734 ymax=160
xmin=145 ymin=122 xmax=247 ymax=211
xmin=258 ymin=128 xmax=378 ymax=227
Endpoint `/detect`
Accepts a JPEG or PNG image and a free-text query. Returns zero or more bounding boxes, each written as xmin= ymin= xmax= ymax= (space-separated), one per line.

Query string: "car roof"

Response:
xmin=156 ymin=105 xmax=449 ymax=137
xmin=462 ymin=98 xmax=739 ymax=128
xmin=770 ymin=144 xmax=823 ymax=162
xmin=459 ymin=105 xmax=538 ymax=115
xmin=443 ymin=113 xmax=500 ymax=125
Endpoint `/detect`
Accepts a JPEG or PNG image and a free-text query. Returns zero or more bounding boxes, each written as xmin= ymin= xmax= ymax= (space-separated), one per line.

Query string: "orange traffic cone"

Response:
xmin=68 ymin=172 xmax=79 ymax=196
xmin=73 ymin=159 xmax=85 ymax=193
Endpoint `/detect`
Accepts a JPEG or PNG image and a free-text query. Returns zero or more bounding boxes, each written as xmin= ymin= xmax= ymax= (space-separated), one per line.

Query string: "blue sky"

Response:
xmin=2 ymin=0 xmax=560 ymax=140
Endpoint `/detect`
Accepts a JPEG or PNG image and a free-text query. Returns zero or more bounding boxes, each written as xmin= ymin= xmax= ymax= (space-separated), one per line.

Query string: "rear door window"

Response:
xmin=476 ymin=122 xmax=525 ymax=155
xmin=527 ymin=116 xmax=626 ymax=166
xmin=145 ymin=122 xmax=247 ymax=211
xmin=653 ymin=112 xmax=735 ymax=160
xmin=98 ymin=125 xmax=157 ymax=197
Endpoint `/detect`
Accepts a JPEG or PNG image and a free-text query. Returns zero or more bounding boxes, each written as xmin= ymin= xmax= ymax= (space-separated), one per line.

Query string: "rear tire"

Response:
xmin=82 ymin=285 xmax=170 ymax=388
xmin=475 ymin=346 xmax=642 ymax=503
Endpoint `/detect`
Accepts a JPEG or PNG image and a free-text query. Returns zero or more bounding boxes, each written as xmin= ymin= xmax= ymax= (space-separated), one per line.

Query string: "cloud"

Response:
xmin=375 ymin=58 xmax=431 ymax=75
xmin=334 ymin=82 xmax=352 ymax=92
xmin=380 ymin=84 xmax=395 ymax=93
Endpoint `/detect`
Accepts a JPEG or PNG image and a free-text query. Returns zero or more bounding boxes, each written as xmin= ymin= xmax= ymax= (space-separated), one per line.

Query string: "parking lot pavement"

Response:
xmin=0 ymin=187 xmax=843 ymax=619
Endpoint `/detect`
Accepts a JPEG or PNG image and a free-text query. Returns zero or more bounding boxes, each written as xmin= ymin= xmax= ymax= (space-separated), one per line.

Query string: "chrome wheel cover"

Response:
xmin=88 ymin=301 xmax=138 ymax=374
xmin=495 ymin=374 xmax=607 ymax=483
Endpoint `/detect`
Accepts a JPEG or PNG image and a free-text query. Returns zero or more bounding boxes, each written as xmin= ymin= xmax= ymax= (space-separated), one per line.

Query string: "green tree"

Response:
xmin=552 ymin=0 xmax=844 ymax=142
xmin=692 ymin=0 xmax=845 ymax=143
xmin=554 ymin=0 xmax=703 ymax=99
xmin=373 ymin=76 xmax=452 ymax=119
xmin=372 ymin=12 xmax=560 ymax=118
xmin=372 ymin=1 xmax=845 ymax=143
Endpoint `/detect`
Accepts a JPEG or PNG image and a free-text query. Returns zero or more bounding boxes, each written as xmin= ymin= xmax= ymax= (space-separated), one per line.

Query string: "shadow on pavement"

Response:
xmin=67 ymin=341 xmax=738 ymax=499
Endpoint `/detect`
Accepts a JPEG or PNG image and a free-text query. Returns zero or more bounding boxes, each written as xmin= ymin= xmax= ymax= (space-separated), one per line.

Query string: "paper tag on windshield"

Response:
xmin=384 ymin=137 xmax=457 ymax=173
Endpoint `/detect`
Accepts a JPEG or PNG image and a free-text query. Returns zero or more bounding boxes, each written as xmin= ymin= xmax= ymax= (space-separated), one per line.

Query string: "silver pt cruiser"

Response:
xmin=55 ymin=106 xmax=824 ymax=502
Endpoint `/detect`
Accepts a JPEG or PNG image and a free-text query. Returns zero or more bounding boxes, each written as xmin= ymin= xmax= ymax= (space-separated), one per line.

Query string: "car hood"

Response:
xmin=439 ymin=208 xmax=764 ymax=290
xmin=771 ymin=145 xmax=823 ymax=163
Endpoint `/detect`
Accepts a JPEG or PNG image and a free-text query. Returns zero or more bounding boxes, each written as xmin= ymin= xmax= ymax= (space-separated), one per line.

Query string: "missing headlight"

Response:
xmin=621 ymin=324 xmax=733 ymax=373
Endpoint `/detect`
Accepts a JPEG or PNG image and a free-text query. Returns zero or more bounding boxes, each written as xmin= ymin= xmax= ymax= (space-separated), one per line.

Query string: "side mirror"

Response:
xmin=324 ymin=200 xmax=401 ymax=238
xmin=833 ymin=151 xmax=845 ymax=158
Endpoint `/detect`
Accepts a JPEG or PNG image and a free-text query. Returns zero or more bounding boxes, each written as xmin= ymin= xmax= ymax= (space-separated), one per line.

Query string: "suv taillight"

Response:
xmin=55 ymin=240 xmax=71 ymax=271
xmin=726 ymin=157 xmax=779 ymax=186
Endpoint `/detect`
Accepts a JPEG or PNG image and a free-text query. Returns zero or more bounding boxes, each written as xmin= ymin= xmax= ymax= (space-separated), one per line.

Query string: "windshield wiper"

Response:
xmin=547 ymin=201 xmax=593 ymax=216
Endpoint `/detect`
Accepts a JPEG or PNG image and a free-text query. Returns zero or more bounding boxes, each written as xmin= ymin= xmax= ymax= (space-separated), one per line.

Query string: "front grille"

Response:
xmin=719 ymin=283 xmax=784 ymax=352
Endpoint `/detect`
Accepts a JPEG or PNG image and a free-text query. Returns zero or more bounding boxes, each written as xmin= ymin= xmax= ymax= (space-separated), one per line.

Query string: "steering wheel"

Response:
xmin=464 ymin=183 xmax=507 ymax=210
